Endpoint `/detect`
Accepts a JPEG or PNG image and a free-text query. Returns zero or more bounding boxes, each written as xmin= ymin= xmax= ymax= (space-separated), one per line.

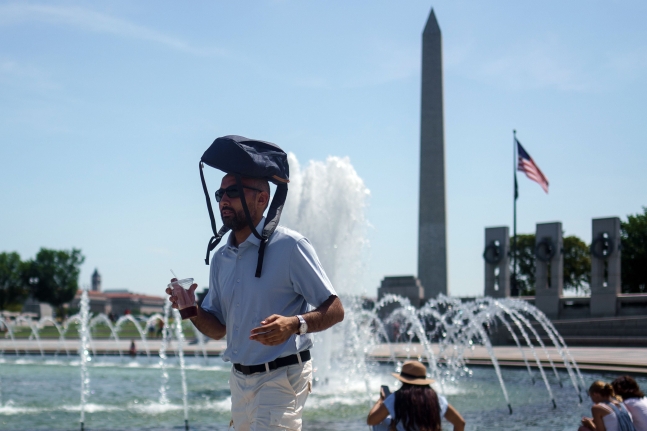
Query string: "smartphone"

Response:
xmin=381 ymin=385 xmax=391 ymax=398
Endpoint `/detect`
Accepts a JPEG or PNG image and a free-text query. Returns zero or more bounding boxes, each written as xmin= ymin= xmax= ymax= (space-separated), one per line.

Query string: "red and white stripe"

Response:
xmin=518 ymin=156 xmax=549 ymax=193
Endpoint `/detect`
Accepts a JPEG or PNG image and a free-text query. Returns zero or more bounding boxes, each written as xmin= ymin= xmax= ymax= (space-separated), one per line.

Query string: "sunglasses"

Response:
xmin=215 ymin=185 xmax=263 ymax=202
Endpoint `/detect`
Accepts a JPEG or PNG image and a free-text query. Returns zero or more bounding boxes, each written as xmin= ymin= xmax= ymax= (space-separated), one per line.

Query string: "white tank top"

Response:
xmin=625 ymin=397 xmax=647 ymax=431
xmin=598 ymin=402 xmax=620 ymax=431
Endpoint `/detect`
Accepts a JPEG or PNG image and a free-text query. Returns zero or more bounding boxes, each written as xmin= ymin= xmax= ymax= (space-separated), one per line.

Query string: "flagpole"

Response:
xmin=513 ymin=129 xmax=518 ymax=296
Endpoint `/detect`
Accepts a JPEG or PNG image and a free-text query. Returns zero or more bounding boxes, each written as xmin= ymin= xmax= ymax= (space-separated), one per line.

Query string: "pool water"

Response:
xmin=0 ymin=355 xmax=644 ymax=431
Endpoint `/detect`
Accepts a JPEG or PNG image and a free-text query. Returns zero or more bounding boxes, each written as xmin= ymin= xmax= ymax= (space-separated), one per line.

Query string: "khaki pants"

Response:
xmin=230 ymin=360 xmax=312 ymax=431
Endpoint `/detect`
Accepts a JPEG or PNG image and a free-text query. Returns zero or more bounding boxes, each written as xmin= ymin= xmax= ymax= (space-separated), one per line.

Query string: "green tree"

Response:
xmin=563 ymin=235 xmax=591 ymax=294
xmin=621 ymin=207 xmax=647 ymax=293
xmin=0 ymin=252 xmax=29 ymax=311
xmin=23 ymin=248 xmax=85 ymax=318
xmin=510 ymin=234 xmax=591 ymax=295
xmin=510 ymin=234 xmax=536 ymax=295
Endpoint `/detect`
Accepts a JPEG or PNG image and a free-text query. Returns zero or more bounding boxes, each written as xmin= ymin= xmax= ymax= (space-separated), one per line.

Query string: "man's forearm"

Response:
xmin=301 ymin=295 xmax=344 ymax=333
xmin=249 ymin=295 xmax=344 ymax=346
xmin=190 ymin=306 xmax=226 ymax=340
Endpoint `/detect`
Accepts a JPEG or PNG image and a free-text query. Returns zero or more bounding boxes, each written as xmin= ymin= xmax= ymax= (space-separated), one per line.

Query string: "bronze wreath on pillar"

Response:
xmin=534 ymin=237 xmax=556 ymax=262
xmin=483 ymin=240 xmax=503 ymax=265
xmin=590 ymin=232 xmax=614 ymax=259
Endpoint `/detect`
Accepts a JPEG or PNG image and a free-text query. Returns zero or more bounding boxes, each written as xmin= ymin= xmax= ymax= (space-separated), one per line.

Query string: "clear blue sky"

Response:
xmin=2 ymin=1 xmax=646 ymax=298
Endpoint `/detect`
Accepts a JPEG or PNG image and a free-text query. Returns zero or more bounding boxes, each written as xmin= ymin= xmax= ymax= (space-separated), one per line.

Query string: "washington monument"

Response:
xmin=418 ymin=9 xmax=448 ymax=299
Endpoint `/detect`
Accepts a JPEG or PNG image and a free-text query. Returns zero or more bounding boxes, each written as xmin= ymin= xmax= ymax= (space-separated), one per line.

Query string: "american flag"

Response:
xmin=516 ymin=139 xmax=549 ymax=193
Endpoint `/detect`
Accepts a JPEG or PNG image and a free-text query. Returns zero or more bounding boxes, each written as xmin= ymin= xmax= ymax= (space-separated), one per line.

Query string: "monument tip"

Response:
xmin=423 ymin=8 xmax=441 ymax=35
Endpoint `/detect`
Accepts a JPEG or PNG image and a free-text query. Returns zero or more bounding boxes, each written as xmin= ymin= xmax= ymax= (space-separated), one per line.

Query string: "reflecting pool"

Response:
xmin=1 ymin=355 xmax=643 ymax=431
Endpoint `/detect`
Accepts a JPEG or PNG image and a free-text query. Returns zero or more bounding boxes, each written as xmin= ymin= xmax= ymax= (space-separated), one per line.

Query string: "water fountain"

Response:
xmin=172 ymin=308 xmax=190 ymax=431
xmin=78 ymin=290 xmax=91 ymax=431
xmin=281 ymin=153 xmax=370 ymax=385
xmin=157 ymin=297 xmax=172 ymax=407
xmin=0 ymin=289 xmax=593 ymax=429
xmin=277 ymin=153 xmax=587 ymax=415
xmin=0 ymin=153 xmax=616 ymax=430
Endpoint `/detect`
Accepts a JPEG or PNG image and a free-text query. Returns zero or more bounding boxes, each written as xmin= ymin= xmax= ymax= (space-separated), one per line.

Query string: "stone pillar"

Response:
xmin=377 ymin=276 xmax=425 ymax=308
xmin=483 ymin=227 xmax=510 ymax=298
xmin=590 ymin=217 xmax=621 ymax=317
xmin=377 ymin=276 xmax=425 ymax=341
xmin=534 ymin=222 xmax=563 ymax=319
xmin=417 ymin=9 xmax=448 ymax=300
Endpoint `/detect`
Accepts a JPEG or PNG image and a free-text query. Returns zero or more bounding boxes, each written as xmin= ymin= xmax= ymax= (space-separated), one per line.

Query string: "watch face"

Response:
xmin=297 ymin=316 xmax=307 ymax=334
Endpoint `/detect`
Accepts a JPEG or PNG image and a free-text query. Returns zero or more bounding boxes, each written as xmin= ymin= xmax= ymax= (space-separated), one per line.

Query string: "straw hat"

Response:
xmin=391 ymin=361 xmax=435 ymax=385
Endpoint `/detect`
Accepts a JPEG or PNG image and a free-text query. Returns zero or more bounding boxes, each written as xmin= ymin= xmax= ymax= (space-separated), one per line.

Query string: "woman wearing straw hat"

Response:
xmin=367 ymin=360 xmax=465 ymax=431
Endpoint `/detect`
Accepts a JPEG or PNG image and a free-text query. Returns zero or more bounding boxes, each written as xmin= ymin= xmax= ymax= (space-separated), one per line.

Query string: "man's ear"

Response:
xmin=258 ymin=190 xmax=270 ymax=210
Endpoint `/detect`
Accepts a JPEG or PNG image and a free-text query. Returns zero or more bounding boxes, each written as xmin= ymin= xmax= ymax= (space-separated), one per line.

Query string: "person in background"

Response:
xmin=129 ymin=339 xmax=136 ymax=358
xmin=613 ymin=376 xmax=647 ymax=431
xmin=156 ymin=320 xmax=163 ymax=338
xmin=367 ymin=360 xmax=465 ymax=431
xmin=147 ymin=322 xmax=155 ymax=338
xmin=580 ymin=380 xmax=635 ymax=431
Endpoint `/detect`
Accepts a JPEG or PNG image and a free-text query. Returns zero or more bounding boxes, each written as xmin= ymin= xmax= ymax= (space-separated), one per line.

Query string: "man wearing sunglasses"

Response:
xmin=168 ymin=170 xmax=344 ymax=431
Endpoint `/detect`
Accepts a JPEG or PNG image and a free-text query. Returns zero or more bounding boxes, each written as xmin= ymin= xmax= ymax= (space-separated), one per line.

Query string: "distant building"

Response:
xmin=20 ymin=269 xmax=174 ymax=319
xmin=74 ymin=290 xmax=109 ymax=315
xmin=91 ymin=269 xmax=102 ymax=292
xmin=22 ymin=296 xmax=53 ymax=319
xmin=102 ymin=290 xmax=165 ymax=316
xmin=67 ymin=289 xmax=165 ymax=316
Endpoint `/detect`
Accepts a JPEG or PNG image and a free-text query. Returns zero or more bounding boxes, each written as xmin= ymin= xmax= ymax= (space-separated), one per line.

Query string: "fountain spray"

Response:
xmin=170 ymin=268 xmax=192 ymax=429
xmin=173 ymin=309 xmax=190 ymax=430
xmin=158 ymin=299 xmax=172 ymax=405
xmin=78 ymin=289 xmax=91 ymax=431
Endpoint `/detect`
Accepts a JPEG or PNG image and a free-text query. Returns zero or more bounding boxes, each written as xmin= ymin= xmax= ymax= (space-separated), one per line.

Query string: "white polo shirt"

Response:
xmin=201 ymin=217 xmax=337 ymax=365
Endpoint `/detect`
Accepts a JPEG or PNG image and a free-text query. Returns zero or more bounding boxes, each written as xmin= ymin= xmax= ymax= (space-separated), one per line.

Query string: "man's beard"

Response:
xmin=221 ymin=207 xmax=252 ymax=231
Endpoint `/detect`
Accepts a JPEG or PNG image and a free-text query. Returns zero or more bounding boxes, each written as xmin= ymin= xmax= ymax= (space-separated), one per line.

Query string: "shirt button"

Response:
xmin=237 ymin=279 xmax=240 ymax=283
xmin=238 ymin=256 xmax=242 ymax=260
xmin=237 ymin=303 xmax=240 ymax=307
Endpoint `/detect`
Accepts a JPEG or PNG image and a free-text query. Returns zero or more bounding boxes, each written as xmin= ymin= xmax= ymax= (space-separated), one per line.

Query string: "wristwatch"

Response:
xmin=296 ymin=315 xmax=308 ymax=335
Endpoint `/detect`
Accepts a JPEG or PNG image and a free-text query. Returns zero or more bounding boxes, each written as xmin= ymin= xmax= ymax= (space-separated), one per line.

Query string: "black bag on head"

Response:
xmin=199 ymin=135 xmax=290 ymax=278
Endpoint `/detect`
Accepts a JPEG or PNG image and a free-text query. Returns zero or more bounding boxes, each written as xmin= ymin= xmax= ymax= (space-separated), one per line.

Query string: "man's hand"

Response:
xmin=249 ymin=315 xmax=298 ymax=346
xmin=165 ymin=278 xmax=198 ymax=310
xmin=249 ymin=296 xmax=344 ymax=346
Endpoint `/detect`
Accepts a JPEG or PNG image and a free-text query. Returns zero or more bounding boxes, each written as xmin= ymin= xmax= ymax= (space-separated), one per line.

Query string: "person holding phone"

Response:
xmin=367 ymin=360 xmax=465 ymax=431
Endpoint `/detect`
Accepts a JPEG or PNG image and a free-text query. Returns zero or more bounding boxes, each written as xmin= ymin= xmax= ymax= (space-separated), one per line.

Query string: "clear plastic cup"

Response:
xmin=168 ymin=278 xmax=195 ymax=310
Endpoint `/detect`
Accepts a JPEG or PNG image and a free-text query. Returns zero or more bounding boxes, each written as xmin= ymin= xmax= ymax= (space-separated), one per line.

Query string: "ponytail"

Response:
xmin=589 ymin=380 xmax=615 ymax=398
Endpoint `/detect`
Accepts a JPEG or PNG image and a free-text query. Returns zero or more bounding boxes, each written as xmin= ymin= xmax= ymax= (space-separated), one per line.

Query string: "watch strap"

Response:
xmin=297 ymin=314 xmax=307 ymax=335
xmin=179 ymin=305 xmax=198 ymax=320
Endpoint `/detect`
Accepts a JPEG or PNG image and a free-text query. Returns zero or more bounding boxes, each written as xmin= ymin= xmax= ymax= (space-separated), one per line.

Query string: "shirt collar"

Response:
xmin=227 ymin=217 xmax=266 ymax=249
